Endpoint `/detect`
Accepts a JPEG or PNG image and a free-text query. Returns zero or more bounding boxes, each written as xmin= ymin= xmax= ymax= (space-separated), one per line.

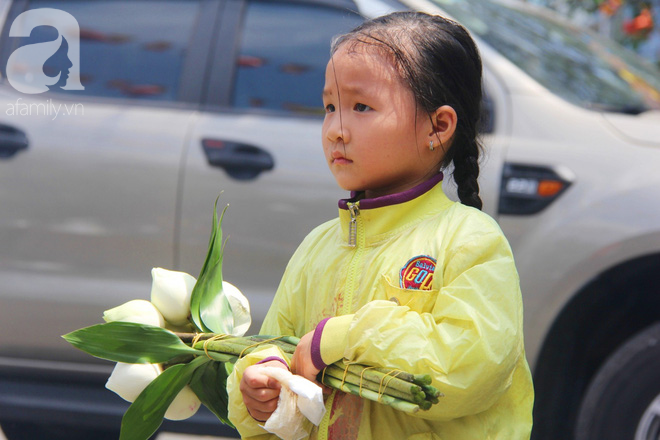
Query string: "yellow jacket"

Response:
xmin=228 ymin=174 xmax=534 ymax=439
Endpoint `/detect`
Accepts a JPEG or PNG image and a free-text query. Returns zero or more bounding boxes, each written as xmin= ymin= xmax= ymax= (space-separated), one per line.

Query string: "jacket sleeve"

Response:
xmin=226 ymin=239 xmax=308 ymax=436
xmin=226 ymin=345 xmax=291 ymax=439
xmin=317 ymin=229 xmax=525 ymax=421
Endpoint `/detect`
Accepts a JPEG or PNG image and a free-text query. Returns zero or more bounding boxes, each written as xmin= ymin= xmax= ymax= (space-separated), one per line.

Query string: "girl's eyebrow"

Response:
xmin=323 ymin=84 xmax=367 ymax=97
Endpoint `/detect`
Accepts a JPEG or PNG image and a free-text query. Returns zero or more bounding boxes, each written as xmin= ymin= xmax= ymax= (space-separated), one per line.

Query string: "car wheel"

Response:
xmin=575 ymin=322 xmax=660 ymax=440
xmin=0 ymin=421 xmax=122 ymax=440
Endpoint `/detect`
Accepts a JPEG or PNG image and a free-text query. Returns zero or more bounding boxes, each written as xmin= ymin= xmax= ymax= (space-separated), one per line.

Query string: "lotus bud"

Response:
xmin=150 ymin=268 xmax=197 ymax=326
xmin=106 ymin=362 xmax=160 ymax=402
xmin=106 ymin=362 xmax=201 ymax=420
xmin=164 ymin=384 xmax=202 ymax=420
xmin=223 ymin=281 xmax=251 ymax=336
xmin=103 ymin=299 xmax=165 ymax=327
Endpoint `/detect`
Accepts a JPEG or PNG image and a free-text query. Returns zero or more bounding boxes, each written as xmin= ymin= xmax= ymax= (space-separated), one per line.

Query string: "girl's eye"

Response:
xmin=354 ymin=103 xmax=371 ymax=112
xmin=325 ymin=104 xmax=335 ymax=113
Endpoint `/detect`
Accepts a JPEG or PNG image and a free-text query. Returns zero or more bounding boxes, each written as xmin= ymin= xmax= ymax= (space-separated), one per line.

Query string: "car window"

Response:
xmin=232 ymin=1 xmax=364 ymax=115
xmin=433 ymin=0 xmax=660 ymax=113
xmin=480 ymin=92 xmax=495 ymax=133
xmin=3 ymin=0 xmax=202 ymax=101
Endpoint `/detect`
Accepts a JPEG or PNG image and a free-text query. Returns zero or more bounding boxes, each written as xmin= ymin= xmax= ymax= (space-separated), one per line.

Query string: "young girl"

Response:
xmin=228 ymin=11 xmax=534 ymax=439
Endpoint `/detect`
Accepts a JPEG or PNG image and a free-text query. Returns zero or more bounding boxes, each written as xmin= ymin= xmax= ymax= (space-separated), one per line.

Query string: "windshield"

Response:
xmin=432 ymin=0 xmax=660 ymax=113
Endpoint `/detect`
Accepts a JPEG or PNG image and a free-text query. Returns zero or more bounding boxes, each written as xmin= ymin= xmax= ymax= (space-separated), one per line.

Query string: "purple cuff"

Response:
xmin=257 ymin=356 xmax=290 ymax=370
xmin=311 ymin=318 xmax=331 ymax=370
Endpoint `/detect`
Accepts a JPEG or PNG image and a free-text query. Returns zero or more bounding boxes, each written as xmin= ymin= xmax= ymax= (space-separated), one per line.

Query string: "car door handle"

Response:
xmin=202 ymin=139 xmax=274 ymax=180
xmin=0 ymin=123 xmax=28 ymax=159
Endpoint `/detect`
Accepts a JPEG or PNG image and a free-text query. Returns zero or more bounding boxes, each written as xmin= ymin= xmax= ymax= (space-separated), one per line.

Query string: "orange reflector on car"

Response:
xmin=538 ymin=180 xmax=564 ymax=197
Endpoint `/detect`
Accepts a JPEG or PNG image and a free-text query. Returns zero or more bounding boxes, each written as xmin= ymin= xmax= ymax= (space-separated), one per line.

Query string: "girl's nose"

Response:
xmin=325 ymin=112 xmax=349 ymax=144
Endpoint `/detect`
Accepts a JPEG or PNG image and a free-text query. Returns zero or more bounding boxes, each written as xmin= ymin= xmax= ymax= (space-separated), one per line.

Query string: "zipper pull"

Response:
xmin=348 ymin=203 xmax=359 ymax=247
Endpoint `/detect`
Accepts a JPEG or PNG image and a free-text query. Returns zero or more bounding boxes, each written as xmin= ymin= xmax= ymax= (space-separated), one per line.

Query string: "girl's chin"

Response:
xmin=332 ymin=180 xmax=357 ymax=192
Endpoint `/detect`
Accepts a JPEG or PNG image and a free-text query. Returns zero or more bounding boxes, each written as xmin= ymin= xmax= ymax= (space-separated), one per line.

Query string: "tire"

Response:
xmin=575 ymin=322 xmax=660 ymax=440
xmin=0 ymin=421 xmax=125 ymax=440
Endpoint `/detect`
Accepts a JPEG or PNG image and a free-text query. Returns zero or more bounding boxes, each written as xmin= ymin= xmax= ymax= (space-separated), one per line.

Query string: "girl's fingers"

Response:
xmin=240 ymin=363 xmax=287 ymax=422
xmin=243 ymin=393 xmax=280 ymax=415
xmin=247 ymin=410 xmax=270 ymax=423
xmin=242 ymin=384 xmax=281 ymax=402
xmin=241 ymin=362 xmax=284 ymax=394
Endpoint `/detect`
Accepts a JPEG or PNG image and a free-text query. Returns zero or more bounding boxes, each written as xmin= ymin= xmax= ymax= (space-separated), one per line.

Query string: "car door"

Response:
xmin=0 ymin=0 xmax=215 ymax=365
xmin=178 ymin=0 xmax=365 ymax=331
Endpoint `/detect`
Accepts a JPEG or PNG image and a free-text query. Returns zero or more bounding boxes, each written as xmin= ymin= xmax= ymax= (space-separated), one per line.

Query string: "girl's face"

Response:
xmin=322 ymin=43 xmax=442 ymax=199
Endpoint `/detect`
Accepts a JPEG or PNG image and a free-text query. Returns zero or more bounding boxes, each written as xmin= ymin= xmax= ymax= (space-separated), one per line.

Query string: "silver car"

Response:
xmin=0 ymin=0 xmax=659 ymax=439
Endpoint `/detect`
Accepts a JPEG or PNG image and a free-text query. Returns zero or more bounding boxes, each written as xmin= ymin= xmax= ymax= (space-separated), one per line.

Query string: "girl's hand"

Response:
xmin=291 ymin=331 xmax=321 ymax=383
xmin=239 ymin=360 xmax=288 ymax=422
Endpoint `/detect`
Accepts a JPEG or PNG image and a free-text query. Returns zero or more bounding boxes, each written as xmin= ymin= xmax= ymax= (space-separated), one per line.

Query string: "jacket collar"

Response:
xmin=338 ymin=172 xmax=444 ymax=210
xmin=338 ymin=173 xmax=452 ymax=245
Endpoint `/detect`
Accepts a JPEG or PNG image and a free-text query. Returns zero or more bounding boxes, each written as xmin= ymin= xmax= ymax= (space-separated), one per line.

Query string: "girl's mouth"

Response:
xmin=331 ymin=150 xmax=351 ymax=165
xmin=333 ymin=157 xmax=352 ymax=165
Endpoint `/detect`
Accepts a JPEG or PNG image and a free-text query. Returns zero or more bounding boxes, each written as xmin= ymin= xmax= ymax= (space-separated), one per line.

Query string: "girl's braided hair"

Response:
xmin=331 ymin=12 xmax=484 ymax=210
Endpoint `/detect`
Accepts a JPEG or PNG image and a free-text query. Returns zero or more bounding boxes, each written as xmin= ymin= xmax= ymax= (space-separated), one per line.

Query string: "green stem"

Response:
xmin=181 ymin=332 xmax=440 ymax=408
xmin=374 ymin=368 xmax=413 ymax=383
xmin=321 ymin=375 xmax=421 ymax=413
xmin=373 ymin=368 xmax=432 ymax=387
xmin=412 ymin=374 xmax=433 ymax=386
xmin=190 ymin=349 xmax=237 ymax=363
xmin=193 ymin=340 xmax=254 ymax=357
xmin=255 ymin=334 xmax=301 ymax=346
xmin=424 ymin=394 xmax=439 ymax=405
xmin=246 ymin=336 xmax=297 ymax=354
xmin=323 ymin=365 xmax=424 ymax=404
xmin=161 ymin=354 xmax=195 ymax=370
xmin=340 ymin=364 xmax=423 ymax=396
xmin=175 ymin=332 xmax=215 ymax=344
xmin=415 ymin=396 xmax=432 ymax=411
xmin=192 ymin=339 xmax=294 ymax=363
xmin=419 ymin=383 xmax=443 ymax=399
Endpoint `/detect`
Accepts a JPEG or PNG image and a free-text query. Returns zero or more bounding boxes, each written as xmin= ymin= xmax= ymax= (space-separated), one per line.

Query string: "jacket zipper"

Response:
xmin=318 ymin=202 xmax=363 ymax=440
xmin=348 ymin=202 xmax=360 ymax=247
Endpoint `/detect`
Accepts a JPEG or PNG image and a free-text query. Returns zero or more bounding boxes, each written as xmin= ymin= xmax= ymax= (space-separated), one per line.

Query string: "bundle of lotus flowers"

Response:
xmin=177 ymin=332 xmax=443 ymax=414
xmin=62 ymin=202 xmax=442 ymax=440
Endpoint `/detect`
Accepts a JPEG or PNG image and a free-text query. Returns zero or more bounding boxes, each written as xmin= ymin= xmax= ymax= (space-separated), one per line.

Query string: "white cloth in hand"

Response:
xmin=259 ymin=367 xmax=326 ymax=440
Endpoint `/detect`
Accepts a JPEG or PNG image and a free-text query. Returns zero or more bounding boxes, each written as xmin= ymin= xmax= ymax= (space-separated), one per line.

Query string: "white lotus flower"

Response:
xmin=103 ymin=299 xmax=165 ymax=327
xmin=223 ymin=281 xmax=251 ymax=336
xmin=150 ymin=268 xmax=197 ymax=326
xmin=106 ymin=362 xmax=201 ymax=420
xmin=102 ymin=271 xmax=249 ymax=422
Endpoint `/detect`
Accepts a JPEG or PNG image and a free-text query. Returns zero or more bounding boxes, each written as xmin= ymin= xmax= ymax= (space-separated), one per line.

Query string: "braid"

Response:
xmin=452 ymin=137 xmax=482 ymax=210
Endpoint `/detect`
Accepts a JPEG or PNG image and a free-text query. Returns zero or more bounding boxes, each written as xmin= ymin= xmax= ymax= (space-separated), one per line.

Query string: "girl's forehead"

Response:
xmin=326 ymin=44 xmax=401 ymax=87
xmin=323 ymin=47 xmax=415 ymax=109
xmin=332 ymin=42 xmax=393 ymax=66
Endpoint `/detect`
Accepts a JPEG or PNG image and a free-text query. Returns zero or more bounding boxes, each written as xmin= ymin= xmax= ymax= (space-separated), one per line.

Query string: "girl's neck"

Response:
xmin=342 ymin=172 xmax=444 ymax=210
xmin=363 ymin=169 xmax=442 ymax=200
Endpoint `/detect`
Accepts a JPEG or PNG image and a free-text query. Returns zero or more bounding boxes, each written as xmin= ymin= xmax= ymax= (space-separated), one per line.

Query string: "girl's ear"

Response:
xmin=428 ymin=105 xmax=458 ymax=146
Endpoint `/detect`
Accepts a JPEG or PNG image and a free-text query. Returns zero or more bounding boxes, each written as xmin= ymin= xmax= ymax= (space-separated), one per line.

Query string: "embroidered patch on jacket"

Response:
xmin=400 ymin=255 xmax=436 ymax=290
